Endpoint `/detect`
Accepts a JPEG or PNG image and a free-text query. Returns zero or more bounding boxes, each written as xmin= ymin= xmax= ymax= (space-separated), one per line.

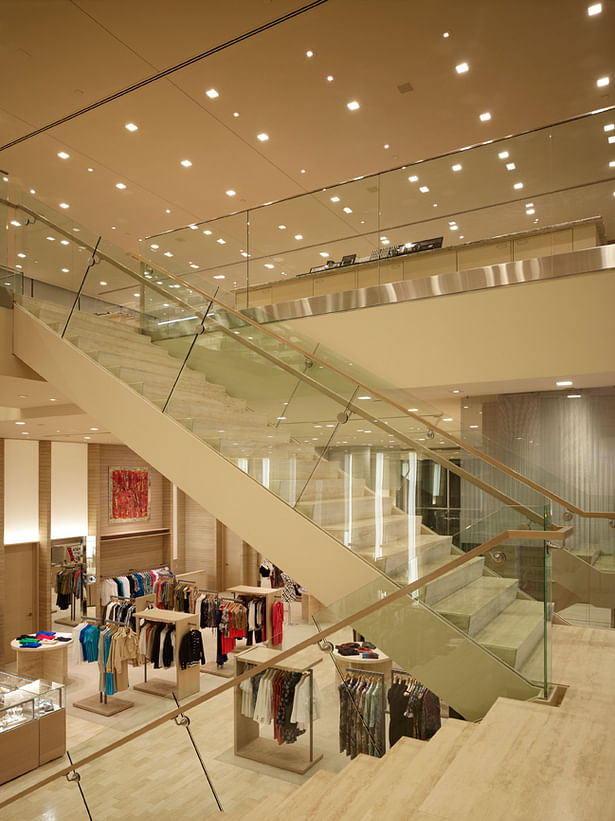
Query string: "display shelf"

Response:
xmin=234 ymin=646 xmax=322 ymax=775
xmin=11 ymin=634 xmax=73 ymax=684
xmin=133 ymin=608 xmax=200 ymax=699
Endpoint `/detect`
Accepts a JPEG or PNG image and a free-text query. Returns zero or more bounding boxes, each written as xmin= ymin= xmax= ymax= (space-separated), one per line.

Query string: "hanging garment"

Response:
xmin=271 ymin=601 xmax=284 ymax=646
xmin=178 ymin=629 xmax=206 ymax=669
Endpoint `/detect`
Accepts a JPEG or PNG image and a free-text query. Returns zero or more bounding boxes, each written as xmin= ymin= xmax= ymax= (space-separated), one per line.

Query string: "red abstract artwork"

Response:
xmin=109 ymin=467 xmax=150 ymax=522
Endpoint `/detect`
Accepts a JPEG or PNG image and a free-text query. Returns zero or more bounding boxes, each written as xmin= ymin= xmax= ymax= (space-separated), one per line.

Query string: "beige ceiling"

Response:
xmin=1 ymin=0 xmax=614 ymax=444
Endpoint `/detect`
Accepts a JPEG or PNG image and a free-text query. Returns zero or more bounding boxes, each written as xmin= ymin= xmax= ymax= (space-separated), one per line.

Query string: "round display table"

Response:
xmin=11 ymin=635 xmax=73 ymax=684
xmin=332 ymin=648 xmax=392 ymax=689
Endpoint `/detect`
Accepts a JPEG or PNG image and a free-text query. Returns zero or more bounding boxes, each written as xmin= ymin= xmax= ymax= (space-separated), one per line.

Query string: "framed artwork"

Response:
xmin=109 ymin=467 xmax=151 ymax=522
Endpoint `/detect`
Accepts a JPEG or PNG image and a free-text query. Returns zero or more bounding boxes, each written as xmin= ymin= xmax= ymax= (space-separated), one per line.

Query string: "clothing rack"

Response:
xmin=234 ymin=646 xmax=323 ymax=774
xmin=55 ymin=560 xmax=87 ymax=627
xmin=133 ymin=608 xmax=201 ymax=699
xmin=73 ymin=622 xmax=135 ymax=716
xmin=228 ymin=585 xmax=283 ymax=650
xmin=387 ymin=670 xmax=441 ymax=743
xmin=340 ymin=668 xmax=387 ymax=759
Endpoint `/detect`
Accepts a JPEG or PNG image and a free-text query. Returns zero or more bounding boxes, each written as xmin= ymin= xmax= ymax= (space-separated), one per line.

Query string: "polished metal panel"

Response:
xmin=243 ymin=244 xmax=615 ymax=323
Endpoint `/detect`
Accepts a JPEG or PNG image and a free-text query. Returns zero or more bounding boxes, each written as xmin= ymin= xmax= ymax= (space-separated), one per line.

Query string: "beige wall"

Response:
xmin=287 ymin=270 xmax=615 ymax=391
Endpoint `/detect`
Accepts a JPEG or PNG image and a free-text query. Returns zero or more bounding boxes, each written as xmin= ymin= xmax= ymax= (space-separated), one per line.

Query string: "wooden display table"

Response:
xmin=133 ymin=608 xmax=200 ymax=700
xmin=11 ymin=635 xmax=73 ymax=684
xmin=332 ymin=647 xmax=393 ymax=689
xmin=234 ymin=646 xmax=322 ymax=774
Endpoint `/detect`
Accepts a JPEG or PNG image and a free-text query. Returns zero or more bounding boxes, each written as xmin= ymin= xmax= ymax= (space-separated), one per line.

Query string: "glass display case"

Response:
xmin=0 ymin=671 xmax=66 ymax=783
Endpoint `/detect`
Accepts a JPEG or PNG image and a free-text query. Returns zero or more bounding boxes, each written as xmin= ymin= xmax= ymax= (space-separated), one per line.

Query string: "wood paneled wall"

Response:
xmin=0 ymin=440 xmax=5 ymax=662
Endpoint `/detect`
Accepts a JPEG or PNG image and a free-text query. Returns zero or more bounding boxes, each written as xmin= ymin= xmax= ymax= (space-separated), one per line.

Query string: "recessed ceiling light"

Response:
xmin=233 ymin=111 xmax=239 ymax=117
xmin=125 ymin=122 xmax=138 ymax=132
xmin=257 ymin=132 xmax=269 ymax=142
xmin=213 ymin=274 xmax=225 ymax=280
xmin=526 ymin=208 xmax=535 ymax=215
xmin=133 ymin=292 xmax=140 ymax=297
xmin=18 ymin=394 xmax=28 ymax=398
xmin=90 ymin=427 xmax=99 ymax=431
xmin=306 ymin=50 xmax=314 ymax=57
xmin=300 ymin=169 xmax=306 ymax=174
xmin=479 ymin=112 xmax=492 ymax=121
xmin=15 ymin=264 xmax=22 ymax=269
xmin=525 ymin=202 xmax=534 ymax=208
xmin=343 ymin=206 xmax=353 ymax=213
xmin=513 ymin=182 xmax=524 ymax=189
xmin=498 ymin=151 xmax=509 ymax=159
xmin=358 ymin=395 xmax=371 ymax=400
xmin=347 ymin=100 xmax=360 ymax=111
xmin=21 ymin=431 xmax=29 ymax=435
xmin=15 ymin=421 xmax=25 ymax=425
xmin=115 ymin=183 xmax=126 ymax=189
xmin=150 ymin=243 xmax=159 ymax=249
xmin=45 ymin=236 xmax=55 ymax=241
xmin=451 ymin=389 xmax=462 ymax=394
xmin=384 ymin=144 xmax=390 ymax=149
xmin=29 ymin=188 xmax=36 ymax=194
xmin=319 ymin=252 xmax=329 ymax=257
xmin=99 ymin=280 xmax=107 ymax=286
xmin=603 ymin=123 xmax=614 ymax=132
xmin=443 ymin=417 xmax=453 ymax=422
xmin=278 ymin=224 xmax=286 ymax=229
xmin=450 ymin=225 xmax=458 ymax=231
xmin=433 ymin=203 xmax=438 ymax=207
xmin=419 ymin=185 xmax=430 ymax=193
xmin=205 ymin=88 xmax=219 ymax=98
xmin=326 ymin=75 xmax=334 ymax=82
xmin=609 ymin=136 xmax=615 ymax=144
xmin=556 ymin=380 xmax=573 ymax=386
xmin=506 ymin=162 xmax=516 ymax=171
xmin=203 ymin=229 xmax=212 ymax=235
xmin=241 ymin=251 xmax=250 ymax=257
xmin=597 ymin=76 xmax=610 ymax=87
xmin=189 ymin=224 xmax=198 ymax=230
xmin=49 ymin=397 xmax=57 ymax=402
xmin=264 ymin=263 xmax=275 ymax=269
xmin=10 ymin=220 xmax=22 ymax=227
xmin=330 ymin=196 xmax=340 ymax=202
xmin=588 ymin=2 xmax=602 ymax=13
xmin=294 ymin=234 xmax=303 ymax=240
xmin=455 ymin=62 xmax=469 ymax=74
xmin=451 ymin=163 xmax=462 ymax=171
xmin=189 ymin=264 xmax=199 ymax=269
xmin=225 ymin=189 xmax=236 ymax=196
xmin=567 ymin=394 xmax=582 ymax=399
xmin=57 ymin=151 xmax=70 ymax=159
xmin=217 ymin=238 xmax=226 ymax=244
xmin=181 ymin=159 xmax=192 ymax=167
xmin=443 ymin=31 xmax=450 ymax=38
xmin=164 ymin=251 xmax=173 ymax=257
xmin=469 ymin=424 xmax=479 ymax=429
xmin=84 ymin=436 xmax=91 ymax=440
xmin=61 ymin=267 xmax=69 ymax=273
xmin=59 ymin=202 xmax=70 ymax=209
xmin=17 ymin=252 xmax=26 ymax=258
xmin=87 ymin=168 xmax=93 ymax=173
xmin=60 ymin=239 xmax=69 ymax=245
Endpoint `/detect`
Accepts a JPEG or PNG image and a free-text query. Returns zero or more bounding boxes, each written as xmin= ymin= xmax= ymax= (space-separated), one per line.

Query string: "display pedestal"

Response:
xmin=331 ymin=648 xmax=392 ymax=689
xmin=11 ymin=637 xmax=73 ymax=684
xmin=73 ymin=694 xmax=133 ymax=716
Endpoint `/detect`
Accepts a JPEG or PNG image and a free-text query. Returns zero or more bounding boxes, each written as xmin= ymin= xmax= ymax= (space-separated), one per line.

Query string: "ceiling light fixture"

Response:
xmin=330 ymin=196 xmax=340 ymax=202
xmin=609 ymin=136 xmax=615 ymax=144
xmin=327 ymin=75 xmax=334 ymax=82
xmin=343 ymin=206 xmax=353 ymax=213
xmin=61 ymin=267 xmax=69 ymax=273
xmin=526 ymin=208 xmax=535 ymax=215
xmin=99 ymin=281 xmax=107 ymax=286
xmin=57 ymin=151 xmax=70 ymax=159
xmin=588 ymin=2 xmax=602 ymax=13
xmin=455 ymin=62 xmax=469 ymax=73
xmin=306 ymin=50 xmax=313 ymax=57
xmin=233 ymin=111 xmax=239 ymax=117
xmin=10 ymin=220 xmax=21 ymax=227
xmin=567 ymin=394 xmax=582 ymax=399
xmin=115 ymin=182 xmax=126 ymax=189
xmin=294 ymin=234 xmax=303 ymax=240
xmin=513 ymin=182 xmax=524 ymax=189
xmin=164 ymin=251 xmax=173 ymax=257
xmin=319 ymin=252 xmax=329 ymax=257
xmin=181 ymin=159 xmax=192 ymax=167
xmin=125 ymin=122 xmax=138 ymax=132
xmin=498 ymin=151 xmax=509 ymax=159
xmin=408 ymin=175 xmax=419 ymax=182
xmin=216 ymin=238 xmax=226 ymax=244
xmin=205 ymin=88 xmax=219 ymax=98
xmin=60 ymin=239 xmax=69 ymax=245
xmin=87 ymin=168 xmax=93 ymax=173
xmin=17 ymin=252 xmax=26 ymax=258
xmin=225 ymin=189 xmax=236 ymax=196
xmin=556 ymin=380 xmax=573 ymax=386
xmin=506 ymin=162 xmax=516 ymax=170
xmin=257 ymin=132 xmax=269 ymax=142
xmin=469 ymin=424 xmax=479 ymax=429
xmin=603 ymin=123 xmax=614 ymax=132
xmin=443 ymin=31 xmax=450 ymax=38
xmin=419 ymin=185 xmax=430 ymax=193
xmin=278 ymin=224 xmax=286 ymax=229
xmin=597 ymin=76 xmax=610 ymax=87
xmin=213 ymin=275 xmax=225 ymax=280
xmin=479 ymin=112 xmax=492 ymax=121
xmin=45 ymin=236 xmax=55 ymax=241
xmin=451 ymin=163 xmax=462 ymax=171
xmin=59 ymin=202 xmax=70 ymax=209
xmin=347 ymin=100 xmax=360 ymax=111
xmin=264 ymin=263 xmax=275 ymax=269
xmin=29 ymin=188 xmax=36 ymax=194
xmin=203 ymin=229 xmax=212 ymax=235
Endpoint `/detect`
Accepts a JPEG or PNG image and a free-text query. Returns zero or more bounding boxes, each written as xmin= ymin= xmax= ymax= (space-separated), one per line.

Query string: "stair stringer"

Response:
xmin=14 ymin=305 xmax=541 ymax=719
xmin=552 ymin=547 xmax=615 ymax=611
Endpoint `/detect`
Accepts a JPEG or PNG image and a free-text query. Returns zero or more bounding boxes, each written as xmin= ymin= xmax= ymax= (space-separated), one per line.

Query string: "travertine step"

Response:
xmin=87 ymin=345 xmax=185 ymax=370
xmin=107 ymin=360 xmax=212 ymax=390
xmin=297 ymin=494 xmax=396 ymax=526
xmin=272 ymin=769 xmax=338 ymax=816
xmin=46 ymin=314 xmax=149 ymax=344
xmin=346 ymin=720 xmax=475 ymax=819
xmin=328 ymin=513 xmax=413 ymax=548
xmin=293 ymin=754 xmax=385 ymax=819
xmin=187 ymin=418 xmax=287 ymax=443
xmin=417 ymin=555 xmax=486 ymax=605
xmin=593 ymin=551 xmax=615 ymax=572
xmin=161 ymin=392 xmax=248 ymax=416
xmin=474 ymin=598 xmax=544 ymax=669
xmin=116 ymin=367 xmax=224 ymax=398
xmin=357 ymin=532 xmax=452 ymax=573
xmin=66 ymin=333 xmax=166 ymax=361
xmin=269 ymin=459 xmax=342 ymax=481
xmin=434 ymin=576 xmax=519 ymax=636
xmin=275 ymin=476 xmax=367 ymax=501
xmin=230 ymin=783 xmax=296 ymax=820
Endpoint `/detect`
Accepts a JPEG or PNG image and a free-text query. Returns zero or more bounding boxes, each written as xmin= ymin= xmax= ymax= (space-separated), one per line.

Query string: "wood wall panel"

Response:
xmin=183 ymin=493 xmax=217 ymax=588
xmin=0 ymin=440 xmax=5 ymax=663
xmin=99 ymin=535 xmax=165 ymax=578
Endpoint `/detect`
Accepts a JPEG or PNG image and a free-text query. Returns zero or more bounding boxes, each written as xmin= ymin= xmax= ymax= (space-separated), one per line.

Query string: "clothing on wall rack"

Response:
xmin=104 ymin=597 xmax=136 ymax=629
xmin=388 ymin=670 xmax=441 ymax=744
xmin=55 ymin=561 xmax=87 ymax=622
xmin=138 ymin=620 xmax=177 ymax=670
xmin=100 ymin=566 xmax=174 ymax=607
xmin=339 ymin=669 xmax=386 ymax=759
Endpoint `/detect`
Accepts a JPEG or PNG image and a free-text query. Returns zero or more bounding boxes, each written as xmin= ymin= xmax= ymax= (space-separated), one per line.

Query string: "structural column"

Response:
xmin=0 ymin=440 xmax=5 ymax=663
xmin=87 ymin=444 xmax=101 ymax=617
xmin=38 ymin=440 xmax=52 ymax=631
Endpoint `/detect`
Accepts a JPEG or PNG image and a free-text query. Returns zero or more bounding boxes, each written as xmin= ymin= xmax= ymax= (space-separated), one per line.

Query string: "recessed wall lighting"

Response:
xmin=588 ymin=2 xmax=602 ymax=14
xmin=513 ymin=182 xmax=524 ymax=189
xmin=597 ymin=76 xmax=610 ymax=87
xmin=451 ymin=163 xmax=462 ymax=171
xmin=257 ymin=132 xmax=269 ymax=142
xmin=57 ymin=151 xmax=70 ymax=159
xmin=556 ymin=380 xmax=573 ymax=386
xmin=347 ymin=100 xmax=360 ymax=111
xmin=479 ymin=112 xmax=492 ymax=121
xmin=294 ymin=234 xmax=303 ymax=240
xmin=419 ymin=185 xmax=430 ymax=193
xmin=59 ymin=202 xmax=70 ymax=209
xmin=125 ymin=122 xmax=138 ymax=132
xmin=213 ymin=274 xmax=225 ymax=280
xmin=455 ymin=62 xmax=469 ymax=74
xmin=205 ymin=88 xmax=219 ymax=98
xmin=226 ymin=189 xmax=236 ymax=196
xmin=181 ymin=160 xmax=192 ymax=167
xmin=115 ymin=183 xmax=126 ymax=189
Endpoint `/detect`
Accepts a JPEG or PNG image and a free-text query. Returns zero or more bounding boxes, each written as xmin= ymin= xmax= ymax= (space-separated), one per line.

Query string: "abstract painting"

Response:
xmin=109 ymin=467 xmax=151 ymax=522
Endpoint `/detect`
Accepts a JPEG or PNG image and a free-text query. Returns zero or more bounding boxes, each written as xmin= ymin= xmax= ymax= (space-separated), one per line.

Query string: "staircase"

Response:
xmin=13 ymin=295 xmax=545 ymax=718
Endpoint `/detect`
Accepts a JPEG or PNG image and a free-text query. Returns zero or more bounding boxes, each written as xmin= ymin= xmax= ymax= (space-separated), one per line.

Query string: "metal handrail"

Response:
xmin=4 ymin=193 xmax=613 ymax=520
xmin=0 ymin=524 xmax=571 ymax=811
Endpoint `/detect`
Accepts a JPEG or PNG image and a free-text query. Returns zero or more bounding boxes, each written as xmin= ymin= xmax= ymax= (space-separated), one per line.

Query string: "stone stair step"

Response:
xmin=346 ymin=720 xmax=475 ymax=819
xmin=45 ymin=314 xmax=149 ymax=344
xmin=356 ymin=533 xmax=453 ymax=573
xmin=416 ymin=555 xmax=486 ymax=605
xmin=275 ymin=476 xmax=367 ymax=501
xmin=161 ymin=392 xmax=247 ymax=416
xmin=434 ymin=576 xmax=519 ymax=636
xmin=295 ymin=755 xmax=385 ymax=818
xmin=269 ymin=459 xmax=342 ymax=480
xmin=297 ymin=494 xmax=396 ymax=527
xmin=84 ymin=345 xmax=181 ymax=371
xmin=233 ymin=784 xmax=296 ymax=820
xmin=186 ymin=413 xmax=277 ymax=435
xmin=328 ymin=513 xmax=414 ymax=548
xmin=272 ymin=769 xmax=337 ymax=816
xmin=474 ymin=598 xmax=545 ymax=669
xmin=593 ymin=551 xmax=615 ymax=572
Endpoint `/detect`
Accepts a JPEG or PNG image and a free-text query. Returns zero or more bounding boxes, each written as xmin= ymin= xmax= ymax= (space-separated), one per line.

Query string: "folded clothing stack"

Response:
xmin=16 ymin=631 xmax=70 ymax=649
xmin=335 ymin=641 xmax=379 ymax=658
